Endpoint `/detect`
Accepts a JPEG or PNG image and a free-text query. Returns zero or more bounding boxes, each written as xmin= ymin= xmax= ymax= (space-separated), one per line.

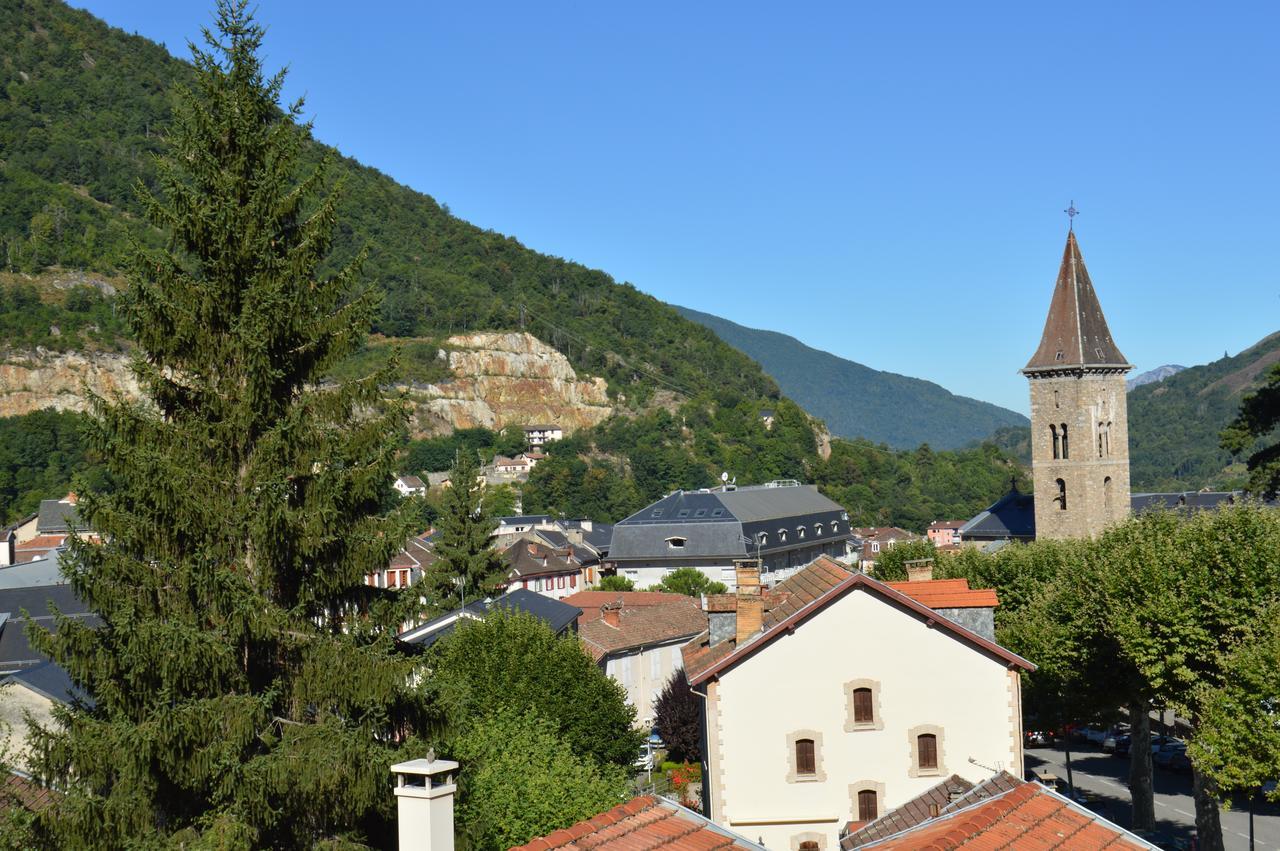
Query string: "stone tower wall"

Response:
xmin=1028 ymin=370 xmax=1130 ymax=539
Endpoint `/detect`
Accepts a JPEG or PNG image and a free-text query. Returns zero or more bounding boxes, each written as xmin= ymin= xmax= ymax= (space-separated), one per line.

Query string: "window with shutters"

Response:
xmin=796 ymin=739 xmax=815 ymax=775
xmin=785 ymin=730 xmax=826 ymax=783
xmin=844 ymin=679 xmax=883 ymax=731
xmin=907 ymin=724 xmax=946 ymax=777
xmin=858 ymin=789 xmax=878 ymax=821
xmin=918 ymin=734 xmax=938 ymax=770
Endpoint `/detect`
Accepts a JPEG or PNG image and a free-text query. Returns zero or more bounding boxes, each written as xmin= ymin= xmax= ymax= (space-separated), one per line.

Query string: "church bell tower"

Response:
xmin=1022 ymin=230 xmax=1132 ymax=539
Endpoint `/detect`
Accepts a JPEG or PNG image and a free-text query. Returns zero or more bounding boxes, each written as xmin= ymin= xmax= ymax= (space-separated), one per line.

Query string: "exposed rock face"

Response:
xmin=0 ymin=349 xmax=138 ymax=417
xmin=0 ymin=333 xmax=614 ymax=437
xmin=406 ymin=332 xmax=612 ymax=436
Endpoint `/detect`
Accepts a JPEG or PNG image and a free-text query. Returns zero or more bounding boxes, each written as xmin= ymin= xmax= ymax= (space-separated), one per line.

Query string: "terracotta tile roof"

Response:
xmin=14 ymin=534 xmax=66 ymax=553
xmin=563 ymin=591 xmax=681 ymax=619
xmin=683 ymin=557 xmax=1030 ymax=685
xmin=578 ymin=597 xmax=706 ymax=662
xmin=509 ymin=795 xmax=762 ymax=850
xmin=855 ymin=777 xmax=1155 ymax=850
xmin=1 ymin=772 xmax=58 ymax=814
xmin=841 ymin=772 xmax=1025 ymax=848
xmin=927 ymin=520 xmax=967 ymax=530
xmin=886 ymin=578 xmax=999 ymax=609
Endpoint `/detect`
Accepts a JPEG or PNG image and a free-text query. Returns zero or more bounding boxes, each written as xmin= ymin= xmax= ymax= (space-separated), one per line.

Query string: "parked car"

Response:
xmin=1083 ymin=725 xmax=1110 ymax=746
xmin=1113 ymin=735 xmax=1131 ymax=758
xmin=1151 ymin=735 xmax=1182 ymax=756
xmin=1025 ymin=728 xmax=1056 ymax=747
xmin=1155 ymin=742 xmax=1188 ymax=770
xmin=1166 ymin=750 xmax=1192 ymax=774
xmin=1102 ymin=724 xmax=1130 ymax=753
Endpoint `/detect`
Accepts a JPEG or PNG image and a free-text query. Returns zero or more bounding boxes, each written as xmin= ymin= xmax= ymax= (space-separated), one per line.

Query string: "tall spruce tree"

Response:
xmin=27 ymin=3 xmax=424 ymax=847
xmin=427 ymin=446 xmax=503 ymax=608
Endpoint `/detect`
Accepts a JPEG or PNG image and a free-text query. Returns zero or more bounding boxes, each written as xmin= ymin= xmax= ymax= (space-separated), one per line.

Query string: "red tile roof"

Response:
xmin=509 ymin=795 xmax=759 ymax=851
xmin=563 ymin=591 xmax=685 ymax=620
xmin=577 ymin=597 xmax=706 ymax=661
xmin=856 ymin=779 xmax=1155 ymax=849
xmin=887 ymin=578 xmax=999 ymax=609
xmin=1 ymin=772 xmax=58 ymax=814
xmin=683 ymin=557 xmax=1030 ymax=685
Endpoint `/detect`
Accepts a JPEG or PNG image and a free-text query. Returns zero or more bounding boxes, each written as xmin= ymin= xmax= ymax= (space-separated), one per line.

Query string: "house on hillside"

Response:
xmin=925 ymin=519 xmax=965 ymax=549
xmin=522 ymin=424 xmax=563 ymax=447
xmin=682 ymin=557 xmax=1031 ymax=850
xmin=392 ymin=475 xmax=427 ymax=497
xmin=608 ymin=481 xmax=852 ymax=591
xmin=565 ymin=591 xmax=706 ymax=728
xmin=852 ymin=527 xmax=918 ymax=572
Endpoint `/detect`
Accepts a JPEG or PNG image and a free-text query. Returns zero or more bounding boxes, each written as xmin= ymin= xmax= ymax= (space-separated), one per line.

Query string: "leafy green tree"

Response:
xmin=596 ymin=575 xmax=635 ymax=592
xmin=653 ymin=668 xmax=701 ymax=764
xmin=25 ymin=5 xmax=422 ymax=846
xmin=452 ymin=706 xmax=628 ymax=850
xmin=869 ymin=538 xmax=935 ymax=581
xmin=1192 ymin=606 xmax=1280 ymax=802
xmin=655 ymin=567 xmax=727 ymax=597
xmin=1222 ymin=363 xmax=1280 ymax=499
xmin=426 ymin=610 xmax=644 ymax=770
xmin=427 ymin=446 xmax=504 ymax=607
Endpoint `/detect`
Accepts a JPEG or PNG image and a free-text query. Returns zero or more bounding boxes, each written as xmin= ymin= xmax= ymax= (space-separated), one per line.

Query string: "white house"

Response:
xmin=393 ymin=475 xmax=427 ymax=497
xmin=683 ymin=557 xmax=1032 ymax=850
xmin=522 ymin=424 xmax=563 ymax=447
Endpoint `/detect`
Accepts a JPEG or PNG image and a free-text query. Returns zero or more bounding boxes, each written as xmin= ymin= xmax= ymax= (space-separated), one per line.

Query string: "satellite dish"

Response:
xmin=721 ymin=471 xmax=730 ymax=483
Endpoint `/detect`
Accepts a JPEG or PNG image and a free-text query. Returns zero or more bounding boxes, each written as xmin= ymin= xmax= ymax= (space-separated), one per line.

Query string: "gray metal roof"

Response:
xmin=0 ymin=550 xmax=69 ymax=589
xmin=36 ymin=499 xmax=80 ymax=534
xmin=5 ymin=660 xmax=90 ymax=707
xmin=0 ymin=583 xmax=95 ymax=672
xmin=959 ymin=487 xmax=1036 ymax=541
xmin=717 ymin=484 xmax=844 ymax=523
xmin=397 ymin=589 xmax=581 ymax=648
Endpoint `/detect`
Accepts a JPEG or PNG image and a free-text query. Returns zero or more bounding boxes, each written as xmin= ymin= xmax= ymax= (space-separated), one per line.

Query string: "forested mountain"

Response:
xmin=675 ymin=306 xmax=1028 ymax=450
xmin=0 ymin=0 xmax=773 ymax=405
xmin=0 ymin=0 xmax=1032 ymax=531
xmin=1128 ymin=332 xmax=1280 ymax=491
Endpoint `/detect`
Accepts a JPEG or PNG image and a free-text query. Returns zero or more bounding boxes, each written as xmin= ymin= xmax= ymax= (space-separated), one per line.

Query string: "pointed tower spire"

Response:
xmin=1023 ymin=232 xmax=1130 ymax=372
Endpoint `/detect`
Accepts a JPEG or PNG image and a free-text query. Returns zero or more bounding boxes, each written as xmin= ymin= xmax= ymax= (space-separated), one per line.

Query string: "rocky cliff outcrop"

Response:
xmin=405 ymin=332 xmax=612 ymax=436
xmin=0 ymin=349 xmax=138 ymax=417
xmin=0 ymin=332 xmax=614 ymax=437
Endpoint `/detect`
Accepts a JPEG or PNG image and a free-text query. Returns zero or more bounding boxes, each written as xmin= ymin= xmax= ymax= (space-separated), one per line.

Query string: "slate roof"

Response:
xmin=853 ymin=775 xmax=1157 ymax=849
xmin=0 ymin=550 xmax=69 ymax=589
xmin=6 ymin=660 xmax=90 ymax=707
xmin=577 ymin=596 xmax=705 ymax=662
xmin=396 ymin=589 xmax=581 ymax=649
xmin=840 ymin=772 xmax=1021 ymax=848
xmin=36 ymin=498 xmax=81 ymax=534
xmin=682 ymin=557 xmax=1031 ymax=686
xmin=1131 ymin=491 xmax=1244 ymax=513
xmin=388 ymin=534 xmax=436 ymax=570
xmin=1024 ymin=231 xmax=1131 ymax=373
xmin=509 ymin=794 xmax=765 ymax=851
xmin=0 ymin=583 xmax=94 ymax=672
xmin=503 ymin=540 xmax=580 ymax=580
xmin=610 ymin=483 xmax=849 ymax=562
xmin=959 ymin=485 xmax=1037 ymax=541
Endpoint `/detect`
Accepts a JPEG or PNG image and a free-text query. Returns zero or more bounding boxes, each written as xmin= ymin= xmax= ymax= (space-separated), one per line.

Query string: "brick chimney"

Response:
xmin=734 ymin=560 xmax=763 ymax=643
xmin=392 ymin=753 xmax=458 ymax=851
xmin=906 ymin=558 xmax=934 ymax=582
xmin=601 ymin=602 xmax=622 ymax=629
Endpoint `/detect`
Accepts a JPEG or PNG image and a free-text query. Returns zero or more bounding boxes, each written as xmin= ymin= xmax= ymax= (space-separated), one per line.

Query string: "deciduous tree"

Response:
xmin=653 ymin=668 xmax=702 ymax=764
xmin=1222 ymin=363 xmax=1280 ymax=499
xmin=655 ymin=567 xmax=727 ymax=597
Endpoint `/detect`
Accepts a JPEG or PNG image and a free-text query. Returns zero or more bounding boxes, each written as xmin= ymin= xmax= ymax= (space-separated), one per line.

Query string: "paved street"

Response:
xmin=1027 ymin=743 xmax=1280 ymax=850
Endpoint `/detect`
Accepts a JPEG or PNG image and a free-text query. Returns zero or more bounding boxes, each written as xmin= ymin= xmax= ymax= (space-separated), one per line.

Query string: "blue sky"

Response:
xmin=74 ymin=1 xmax=1279 ymax=414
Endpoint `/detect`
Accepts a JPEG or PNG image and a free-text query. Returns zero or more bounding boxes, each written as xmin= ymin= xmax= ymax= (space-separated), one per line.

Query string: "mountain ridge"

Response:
xmin=674 ymin=305 xmax=1028 ymax=450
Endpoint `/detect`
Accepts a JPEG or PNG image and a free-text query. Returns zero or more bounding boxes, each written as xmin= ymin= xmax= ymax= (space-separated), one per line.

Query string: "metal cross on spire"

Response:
xmin=1064 ymin=200 xmax=1080 ymax=231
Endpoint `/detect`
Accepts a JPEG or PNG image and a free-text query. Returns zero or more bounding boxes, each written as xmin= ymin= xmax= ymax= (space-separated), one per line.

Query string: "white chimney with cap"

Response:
xmin=391 ymin=752 xmax=457 ymax=851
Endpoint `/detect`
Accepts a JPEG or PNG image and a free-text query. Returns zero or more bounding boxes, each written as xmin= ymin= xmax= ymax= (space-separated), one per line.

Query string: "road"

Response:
xmin=1027 ymin=742 xmax=1280 ymax=850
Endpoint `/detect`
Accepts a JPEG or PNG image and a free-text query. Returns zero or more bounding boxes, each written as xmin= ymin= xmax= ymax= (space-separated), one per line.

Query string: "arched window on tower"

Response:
xmin=1055 ymin=478 xmax=1067 ymax=511
xmin=1060 ymin=424 xmax=1069 ymax=459
xmin=1050 ymin=424 xmax=1060 ymax=460
xmin=1098 ymin=423 xmax=1105 ymax=458
xmin=1104 ymin=476 xmax=1113 ymax=514
xmin=1105 ymin=421 xmax=1112 ymax=456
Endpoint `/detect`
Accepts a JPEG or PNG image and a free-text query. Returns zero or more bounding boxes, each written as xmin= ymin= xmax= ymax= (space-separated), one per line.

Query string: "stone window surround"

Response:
xmin=849 ymin=779 xmax=886 ymax=823
xmin=785 ymin=729 xmax=827 ymax=784
xmin=843 ymin=679 xmax=884 ymax=732
xmin=791 ymin=832 xmax=827 ymax=851
xmin=906 ymin=723 xmax=947 ymax=778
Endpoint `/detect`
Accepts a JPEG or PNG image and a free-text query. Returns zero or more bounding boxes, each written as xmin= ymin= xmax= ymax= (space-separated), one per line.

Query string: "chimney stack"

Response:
xmin=601 ymin=602 xmax=621 ymax=629
xmin=392 ymin=754 xmax=458 ymax=851
xmin=906 ymin=558 xmax=934 ymax=583
xmin=0 ymin=529 xmax=13 ymax=567
xmin=734 ymin=560 xmax=762 ymax=643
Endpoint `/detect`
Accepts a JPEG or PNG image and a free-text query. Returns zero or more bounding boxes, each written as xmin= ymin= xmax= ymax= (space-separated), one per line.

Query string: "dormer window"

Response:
xmin=757 ymin=532 xmax=768 ymax=546
xmin=694 ymin=508 xmax=707 ymax=517
xmin=712 ymin=508 xmax=724 ymax=517
xmin=651 ymin=509 xmax=663 ymax=518
xmin=814 ymin=523 xmax=823 ymax=535
xmin=666 ymin=537 xmax=687 ymax=550
xmin=778 ymin=529 xmax=788 ymax=543
xmin=678 ymin=509 xmax=690 ymax=518
xmin=798 ymin=526 xmax=806 ymax=539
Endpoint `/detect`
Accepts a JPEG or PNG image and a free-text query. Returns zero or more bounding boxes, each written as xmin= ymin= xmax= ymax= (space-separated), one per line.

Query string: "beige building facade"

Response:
xmin=685 ymin=560 xmax=1032 ymax=850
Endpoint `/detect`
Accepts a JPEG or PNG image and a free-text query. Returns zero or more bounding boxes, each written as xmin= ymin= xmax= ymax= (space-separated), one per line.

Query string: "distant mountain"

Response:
xmin=1127 ymin=364 xmax=1186 ymax=390
xmin=674 ymin=306 xmax=1028 ymax=450
xmin=1128 ymin=332 xmax=1280 ymax=491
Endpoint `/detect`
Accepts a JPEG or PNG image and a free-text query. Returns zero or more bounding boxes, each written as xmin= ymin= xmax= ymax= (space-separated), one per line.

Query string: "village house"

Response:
xmin=682 ymin=557 xmax=1031 ymax=850
xmin=522 ymin=424 xmax=563 ymax=447
xmin=490 ymin=452 xmax=543 ymax=477
xmin=924 ymin=519 xmax=965 ymax=550
xmin=564 ymin=591 xmax=707 ymax=729
xmin=366 ymin=532 xmax=436 ymax=591
xmin=393 ymin=475 xmax=427 ymax=498
xmin=852 ymin=527 xmax=918 ymax=572
xmin=499 ymin=538 xmax=590 ymax=600
xmin=608 ymin=481 xmax=852 ymax=591
xmin=490 ymin=515 xmax=612 ymax=565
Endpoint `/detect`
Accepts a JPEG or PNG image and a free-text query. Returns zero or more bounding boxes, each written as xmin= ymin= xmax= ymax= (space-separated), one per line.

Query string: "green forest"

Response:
xmin=0 ymin=409 xmax=108 ymax=522
xmin=0 ymin=0 xmax=774 ymax=406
